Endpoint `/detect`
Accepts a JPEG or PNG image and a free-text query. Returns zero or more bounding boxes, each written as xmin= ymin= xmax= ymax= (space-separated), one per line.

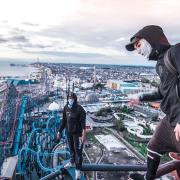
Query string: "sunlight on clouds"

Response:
xmin=0 ymin=0 xmax=179 ymax=64
xmin=0 ymin=0 xmax=80 ymax=27
xmin=115 ymin=37 xmax=126 ymax=42
xmin=0 ymin=46 xmax=36 ymax=59
xmin=19 ymin=34 xmax=126 ymax=57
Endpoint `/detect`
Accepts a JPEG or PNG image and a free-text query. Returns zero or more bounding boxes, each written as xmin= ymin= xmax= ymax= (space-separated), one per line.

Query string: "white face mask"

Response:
xmin=135 ymin=39 xmax=152 ymax=58
xmin=68 ymin=99 xmax=74 ymax=108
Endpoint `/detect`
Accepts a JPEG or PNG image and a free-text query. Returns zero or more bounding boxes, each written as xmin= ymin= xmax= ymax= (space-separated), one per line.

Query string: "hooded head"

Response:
xmin=126 ymin=25 xmax=170 ymax=60
xmin=67 ymin=92 xmax=77 ymax=109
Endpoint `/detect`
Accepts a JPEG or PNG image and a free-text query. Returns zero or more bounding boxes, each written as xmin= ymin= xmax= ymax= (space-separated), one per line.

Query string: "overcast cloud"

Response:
xmin=0 ymin=0 xmax=179 ymax=65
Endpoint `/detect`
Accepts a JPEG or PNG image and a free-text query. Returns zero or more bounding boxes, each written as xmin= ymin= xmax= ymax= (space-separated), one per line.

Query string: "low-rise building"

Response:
xmin=107 ymin=80 xmax=142 ymax=94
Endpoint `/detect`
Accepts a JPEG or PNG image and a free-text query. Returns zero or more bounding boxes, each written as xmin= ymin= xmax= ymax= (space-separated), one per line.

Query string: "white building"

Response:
xmin=107 ymin=80 xmax=142 ymax=94
xmin=81 ymin=82 xmax=94 ymax=89
xmin=107 ymin=80 xmax=154 ymax=94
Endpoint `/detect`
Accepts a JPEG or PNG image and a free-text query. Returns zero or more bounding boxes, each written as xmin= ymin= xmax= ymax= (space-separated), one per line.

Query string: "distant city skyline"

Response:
xmin=0 ymin=0 xmax=179 ymax=66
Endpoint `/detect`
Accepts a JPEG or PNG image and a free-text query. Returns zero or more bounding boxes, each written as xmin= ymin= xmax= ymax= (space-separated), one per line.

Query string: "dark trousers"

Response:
xmin=67 ymin=133 xmax=83 ymax=169
xmin=148 ymin=117 xmax=180 ymax=154
xmin=145 ymin=117 xmax=180 ymax=180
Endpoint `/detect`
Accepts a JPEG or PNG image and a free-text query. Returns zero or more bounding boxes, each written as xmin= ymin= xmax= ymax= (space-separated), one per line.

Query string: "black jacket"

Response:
xmin=141 ymin=44 xmax=180 ymax=126
xmin=131 ymin=25 xmax=180 ymax=126
xmin=59 ymin=102 xmax=86 ymax=135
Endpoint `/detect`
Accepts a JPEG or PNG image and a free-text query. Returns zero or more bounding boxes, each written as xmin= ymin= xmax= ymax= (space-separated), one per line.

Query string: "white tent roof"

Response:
xmin=48 ymin=102 xmax=60 ymax=111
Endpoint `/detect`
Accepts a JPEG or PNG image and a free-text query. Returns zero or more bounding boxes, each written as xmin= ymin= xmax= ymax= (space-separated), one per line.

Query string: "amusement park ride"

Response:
xmin=0 ymin=77 xmax=180 ymax=179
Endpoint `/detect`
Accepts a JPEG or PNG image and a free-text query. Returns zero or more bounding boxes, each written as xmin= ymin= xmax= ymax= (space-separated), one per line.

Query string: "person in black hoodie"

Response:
xmin=57 ymin=92 xmax=86 ymax=179
xmin=126 ymin=25 xmax=180 ymax=180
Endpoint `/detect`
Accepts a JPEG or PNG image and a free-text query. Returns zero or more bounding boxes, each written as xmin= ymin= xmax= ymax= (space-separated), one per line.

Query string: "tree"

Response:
xmin=95 ymin=107 xmax=112 ymax=117
xmin=152 ymin=114 xmax=158 ymax=122
xmin=94 ymin=83 xmax=105 ymax=90
xmin=141 ymin=78 xmax=150 ymax=83
xmin=151 ymin=80 xmax=159 ymax=87
xmin=115 ymin=119 xmax=126 ymax=132
xmin=121 ymin=106 xmax=131 ymax=114
xmin=139 ymin=124 xmax=153 ymax=135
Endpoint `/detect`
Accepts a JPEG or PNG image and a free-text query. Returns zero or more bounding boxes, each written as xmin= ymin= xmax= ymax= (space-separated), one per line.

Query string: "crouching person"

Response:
xmin=126 ymin=25 xmax=180 ymax=179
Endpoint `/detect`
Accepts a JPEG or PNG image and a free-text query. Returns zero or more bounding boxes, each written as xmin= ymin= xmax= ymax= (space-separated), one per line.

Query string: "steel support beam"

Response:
xmin=40 ymin=164 xmax=147 ymax=180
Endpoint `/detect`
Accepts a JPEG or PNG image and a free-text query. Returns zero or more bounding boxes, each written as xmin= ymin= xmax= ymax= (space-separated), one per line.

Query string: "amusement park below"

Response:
xmin=0 ymin=65 xmax=180 ymax=180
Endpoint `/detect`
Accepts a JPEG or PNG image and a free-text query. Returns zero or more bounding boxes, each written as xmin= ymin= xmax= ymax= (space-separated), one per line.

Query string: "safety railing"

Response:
xmin=40 ymin=160 xmax=180 ymax=180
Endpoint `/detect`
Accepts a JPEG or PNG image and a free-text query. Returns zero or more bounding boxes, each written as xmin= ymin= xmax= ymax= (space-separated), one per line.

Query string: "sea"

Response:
xmin=0 ymin=60 xmax=38 ymax=78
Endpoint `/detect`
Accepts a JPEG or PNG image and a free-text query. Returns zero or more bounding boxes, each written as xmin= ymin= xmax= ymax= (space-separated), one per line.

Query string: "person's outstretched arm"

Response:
xmin=129 ymin=87 xmax=163 ymax=106
xmin=139 ymin=88 xmax=163 ymax=102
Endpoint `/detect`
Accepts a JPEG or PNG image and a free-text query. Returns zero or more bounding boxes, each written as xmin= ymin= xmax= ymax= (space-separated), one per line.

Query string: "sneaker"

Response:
xmin=75 ymin=169 xmax=81 ymax=180
xmin=64 ymin=161 xmax=72 ymax=169
xmin=129 ymin=173 xmax=145 ymax=180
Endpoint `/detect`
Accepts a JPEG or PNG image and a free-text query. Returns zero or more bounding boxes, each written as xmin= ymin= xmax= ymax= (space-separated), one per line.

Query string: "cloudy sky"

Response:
xmin=0 ymin=0 xmax=179 ymax=65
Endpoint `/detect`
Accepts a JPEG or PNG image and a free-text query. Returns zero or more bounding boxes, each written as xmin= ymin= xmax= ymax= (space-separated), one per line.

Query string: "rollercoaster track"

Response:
xmin=0 ymin=84 xmax=8 ymax=117
xmin=1 ymin=75 xmax=179 ymax=179
xmin=0 ymin=86 xmax=19 ymax=146
xmin=13 ymin=96 xmax=28 ymax=155
xmin=36 ymin=145 xmax=56 ymax=173
xmin=1 ymin=77 xmax=77 ymax=178
xmin=7 ymin=94 xmax=21 ymax=145
xmin=0 ymin=85 xmax=20 ymax=169
xmin=16 ymin=109 xmax=76 ymax=179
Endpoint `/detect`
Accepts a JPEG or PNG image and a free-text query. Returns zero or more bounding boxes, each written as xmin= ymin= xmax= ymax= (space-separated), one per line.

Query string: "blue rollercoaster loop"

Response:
xmin=11 ymin=94 xmax=180 ymax=179
xmin=15 ymin=96 xmax=86 ymax=179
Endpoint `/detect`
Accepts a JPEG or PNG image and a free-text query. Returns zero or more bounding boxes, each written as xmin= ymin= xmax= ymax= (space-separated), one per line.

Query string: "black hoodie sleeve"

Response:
xmin=169 ymin=44 xmax=180 ymax=76
xmin=139 ymin=87 xmax=163 ymax=102
xmin=59 ymin=106 xmax=67 ymax=134
xmin=80 ymin=106 xmax=86 ymax=130
xmin=168 ymin=45 xmax=180 ymax=125
xmin=168 ymin=45 xmax=180 ymax=101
